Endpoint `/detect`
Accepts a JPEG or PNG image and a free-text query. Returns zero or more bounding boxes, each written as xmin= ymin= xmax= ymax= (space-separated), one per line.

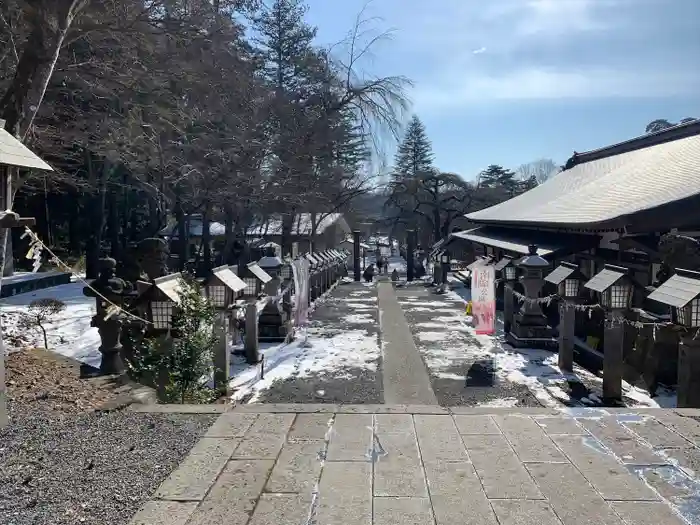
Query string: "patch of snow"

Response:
xmin=342 ymin=302 xmax=376 ymax=309
xmin=342 ymin=296 xmax=377 ymax=303
xmin=230 ymin=327 xmax=380 ymax=403
xmin=0 ymin=282 xmax=101 ymax=367
xmin=478 ymin=397 xmax=519 ymax=408
xmin=1 ymin=270 xmax=67 ymax=285
xmin=416 ymin=331 xmax=450 ymax=342
xmin=402 ymin=306 xmax=460 ymax=314
xmin=343 ymin=313 xmax=376 ymax=325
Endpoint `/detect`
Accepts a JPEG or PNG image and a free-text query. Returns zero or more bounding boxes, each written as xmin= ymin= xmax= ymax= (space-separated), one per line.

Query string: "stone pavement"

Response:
xmin=129 ymin=404 xmax=700 ymax=525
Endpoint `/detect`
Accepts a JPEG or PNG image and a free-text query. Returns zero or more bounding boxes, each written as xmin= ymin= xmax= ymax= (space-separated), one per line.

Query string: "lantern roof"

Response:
xmin=584 ymin=264 xmax=629 ymax=293
xmin=647 ymin=268 xmax=700 ymax=308
xmin=545 ymin=261 xmax=583 ymax=285
xmin=493 ymin=256 xmax=514 ymax=272
xmin=258 ymin=254 xmax=283 ymax=269
xmin=153 ymin=273 xmax=184 ymax=303
xmin=210 ymin=265 xmax=246 ymax=293
xmin=516 ymin=245 xmax=549 ymax=268
xmin=247 ymin=262 xmax=272 ymax=283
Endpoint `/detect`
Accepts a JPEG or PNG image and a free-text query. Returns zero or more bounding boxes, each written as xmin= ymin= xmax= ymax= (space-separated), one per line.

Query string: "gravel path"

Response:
xmin=258 ymin=282 xmax=383 ymax=404
xmin=0 ymin=403 xmax=216 ymax=525
xmin=396 ymin=285 xmax=542 ymax=407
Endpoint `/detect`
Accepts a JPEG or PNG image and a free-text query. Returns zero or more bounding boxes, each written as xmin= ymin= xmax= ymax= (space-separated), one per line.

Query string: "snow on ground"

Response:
xmin=443 ymin=282 xmax=677 ymax=409
xmin=229 ymin=326 xmax=380 ymax=403
xmin=0 ymin=282 xmax=101 ymax=367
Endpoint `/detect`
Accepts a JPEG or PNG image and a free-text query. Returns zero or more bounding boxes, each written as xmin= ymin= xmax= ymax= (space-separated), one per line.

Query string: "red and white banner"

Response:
xmin=470 ymin=262 xmax=496 ymax=335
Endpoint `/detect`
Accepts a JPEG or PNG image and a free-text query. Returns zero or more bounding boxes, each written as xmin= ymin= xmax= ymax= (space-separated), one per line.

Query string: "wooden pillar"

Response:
xmin=558 ymin=303 xmax=575 ymax=372
xmin=503 ymin=283 xmax=514 ymax=334
xmin=407 ymin=229 xmax=415 ymax=282
xmin=353 ymin=230 xmax=361 ymax=282
xmin=603 ymin=313 xmax=625 ymax=402
xmin=212 ymin=313 xmax=230 ymax=393
xmin=244 ymin=303 xmax=259 ymax=364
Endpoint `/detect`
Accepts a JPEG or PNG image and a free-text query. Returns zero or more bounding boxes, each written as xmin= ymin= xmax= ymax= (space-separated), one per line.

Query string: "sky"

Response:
xmin=303 ymin=0 xmax=700 ymax=180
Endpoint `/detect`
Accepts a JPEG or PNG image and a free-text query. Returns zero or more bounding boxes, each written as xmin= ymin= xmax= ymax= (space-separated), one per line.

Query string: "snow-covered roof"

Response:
xmin=467 ymin=120 xmax=700 ymax=229
xmin=247 ymin=213 xmax=346 ymax=236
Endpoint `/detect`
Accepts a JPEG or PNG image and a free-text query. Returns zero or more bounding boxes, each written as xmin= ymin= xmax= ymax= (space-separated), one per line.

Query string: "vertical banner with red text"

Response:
xmin=470 ymin=262 xmax=496 ymax=335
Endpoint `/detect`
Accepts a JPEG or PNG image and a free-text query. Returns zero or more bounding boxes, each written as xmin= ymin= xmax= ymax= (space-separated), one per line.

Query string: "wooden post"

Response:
xmin=353 ymin=230 xmax=361 ymax=282
xmin=503 ymin=283 xmax=514 ymax=334
xmin=603 ymin=314 xmax=625 ymax=402
xmin=244 ymin=303 xmax=259 ymax=364
xmin=213 ymin=313 xmax=230 ymax=393
xmin=407 ymin=230 xmax=415 ymax=282
xmin=558 ymin=303 xmax=575 ymax=372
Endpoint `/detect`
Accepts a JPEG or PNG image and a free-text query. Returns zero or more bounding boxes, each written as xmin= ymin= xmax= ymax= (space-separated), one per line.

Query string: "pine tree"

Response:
xmin=393 ymin=115 xmax=434 ymax=179
xmin=478 ymin=164 xmax=519 ymax=196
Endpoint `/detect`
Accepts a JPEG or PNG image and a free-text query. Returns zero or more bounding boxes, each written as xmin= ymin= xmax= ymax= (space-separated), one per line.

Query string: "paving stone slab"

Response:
xmin=326 ymin=413 xmax=372 ymax=461
xmin=245 ymin=413 xmax=295 ymax=435
xmin=552 ymin=435 xmax=659 ymax=501
xmin=265 ymin=441 xmax=326 ymax=493
xmin=490 ymin=500 xmax=564 ymax=525
xmin=374 ymin=429 xmax=427 ymax=497
xmin=422 ymin=459 xmax=499 ymax=524
xmin=526 ymin=462 xmax=624 ymax=525
xmin=232 ymin=432 xmax=286 ymax=459
xmin=128 ymin=501 xmax=198 ymax=525
xmin=534 ymin=416 xmax=588 ymax=435
xmin=232 ymin=403 xmax=340 ymax=413
xmin=493 ymin=415 xmax=567 ymax=463
xmin=316 ymin=461 xmax=372 ymax=525
xmin=655 ymin=413 xmax=700 ymax=445
xmin=205 ymin=413 xmax=258 ymax=438
xmin=578 ymin=417 xmax=666 ymax=464
xmin=461 ymin=434 xmax=543 ymax=499
xmin=609 ymin=501 xmax=687 ymax=525
xmin=414 ymin=415 xmax=470 ymax=462
xmin=288 ymin=413 xmax=333 ymax=441
xmin=247 ymin=493 xmax=310 ymax=525
xmin=453 ymin=415 xmax=502 ymax=435
xmin=155 ymin=438 xmax=239 ymax=501
xmin=375 ymin=413 xmax=416 ymax=434
xmin=373 ymin=496 xmax=434 ymax=525
xmin=658 ymin=446 xmax=700 ymax=475
xmin=622 ymin=417 xmax=692 ymax=448
xmin=186 ymin=459 xmax=274 ymax=525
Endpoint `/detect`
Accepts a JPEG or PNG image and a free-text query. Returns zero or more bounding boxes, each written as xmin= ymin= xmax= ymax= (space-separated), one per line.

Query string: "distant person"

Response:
xmin=415 ymin=260 xmax=426 ymax=278
xmin=379 ymin=255 xmax=389 ymax=274
xmin=363 ymin=264 xmax=375 ymax=283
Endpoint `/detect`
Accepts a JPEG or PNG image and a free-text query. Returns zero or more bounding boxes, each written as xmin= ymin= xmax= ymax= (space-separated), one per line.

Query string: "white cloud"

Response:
xmin=472 ymin=47 xmax=487 ymax=54
xmin=412 ymin=67 xmax=700 ymax=110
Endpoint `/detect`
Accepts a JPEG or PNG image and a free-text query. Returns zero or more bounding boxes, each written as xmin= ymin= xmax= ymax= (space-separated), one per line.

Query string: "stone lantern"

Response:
xmin=145 ymin=273 xmax=183 ymax=334
xmin=506 ymin=245 xmax=556 ymax=349
xmin=258 ymin=247 xmax=284 ymax=296
xmin=648 ymin=268 xmax=700 ymax=407
xmin=83 ymin=257 xmax=129 ymax=375
xmin=584 ymin=264 xmax=634 ymax=401
xmin=545 ymin=262 xmax=585 ymax=371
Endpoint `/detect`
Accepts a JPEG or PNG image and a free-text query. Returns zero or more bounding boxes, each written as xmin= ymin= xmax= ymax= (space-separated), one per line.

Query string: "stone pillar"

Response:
xmin=558 ymin=303 xmax=575 ymax=372
xmin=677 ymin=337 xmax=700 ymax=408
xmin=407 ymin=229 xmax=415 ymax=282
xmin=96 ymin=316 xmax=125 ymax=375
xmin=503 ymin=283 xmax=514 ymax=334
xmin=603 ymin=313 xmax=625 ymax=402
xmin=244 ymin=303 xmax=259 ymax=364
xmin=212 ymin=313 xmax=230 ymax=393
xmin=263 ymin=276 xmax=280 ymax=297
xmin=353 ymin=230 xmax=361 ymax=281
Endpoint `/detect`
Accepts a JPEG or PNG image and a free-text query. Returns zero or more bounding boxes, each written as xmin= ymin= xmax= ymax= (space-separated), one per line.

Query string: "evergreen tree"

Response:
xmin=478 ymin=164 xmax=519 ymax=196
xmin=393 ymin=115 xmax=434 ymax=179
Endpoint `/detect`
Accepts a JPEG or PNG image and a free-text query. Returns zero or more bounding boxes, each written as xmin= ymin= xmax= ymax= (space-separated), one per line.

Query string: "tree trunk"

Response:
xmin=108 ymin=190 xmax=120 ymax=260
xmin=281 ymin=211 xmax=295 ymax=258
xmin=174 ymin=190 xmax=188 ymax=270
xmin=224 ymin=204 xmax=235 ymax=265
xmin=84 ymin=154 xmax=109 ymax=279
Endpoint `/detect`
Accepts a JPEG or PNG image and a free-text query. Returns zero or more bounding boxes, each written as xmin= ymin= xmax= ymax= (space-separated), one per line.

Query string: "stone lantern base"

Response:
xmin=258 ymin=301 xmax=289 ymax=343
xmin=506 ymin=312 xmax=557 ymax=350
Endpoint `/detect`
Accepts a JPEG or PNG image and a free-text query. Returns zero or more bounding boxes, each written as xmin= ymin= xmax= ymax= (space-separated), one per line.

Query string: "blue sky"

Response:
xmin=304 ymin=0 xmax=700 ymax=180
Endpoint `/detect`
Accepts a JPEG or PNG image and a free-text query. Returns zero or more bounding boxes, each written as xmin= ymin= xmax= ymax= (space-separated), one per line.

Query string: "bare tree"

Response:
xmin=516 ymin=158 xmax=559 ymax=185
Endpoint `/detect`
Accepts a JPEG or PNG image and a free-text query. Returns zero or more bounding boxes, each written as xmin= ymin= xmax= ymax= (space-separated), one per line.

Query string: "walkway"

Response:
xmin=129 ymin=404 xmax=700 ymax=525
xmin=377 ymin=282 xmax=437 ymax=405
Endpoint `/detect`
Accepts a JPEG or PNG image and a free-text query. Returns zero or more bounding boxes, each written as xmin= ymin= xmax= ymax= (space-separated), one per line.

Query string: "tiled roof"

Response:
xmin=466 ymin=120 xmax=700 ymax=228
